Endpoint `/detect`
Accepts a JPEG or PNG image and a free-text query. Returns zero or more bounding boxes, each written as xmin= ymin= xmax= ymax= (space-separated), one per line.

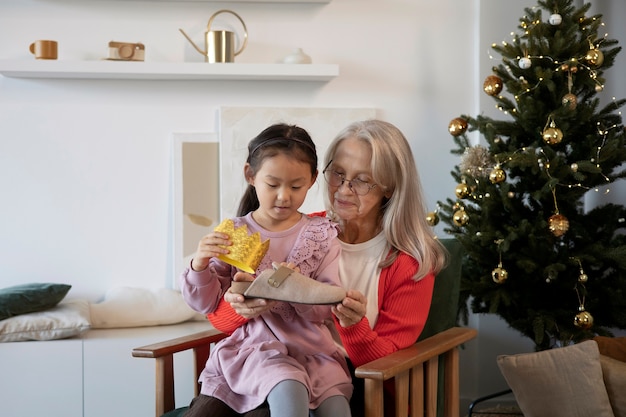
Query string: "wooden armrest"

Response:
xmin=354 ymin=326 xmax=477 ymax=380
xmin=132 ymin=328 xmax=227 ymax=417
xmin=354 ymin=327 xmax=477 ymax=417
xmin=132 ymin=328 xmax=227 ymax=359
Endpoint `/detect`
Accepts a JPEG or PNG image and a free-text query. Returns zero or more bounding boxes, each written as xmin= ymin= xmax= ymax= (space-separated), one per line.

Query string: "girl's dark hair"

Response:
xmin=237 ymin=123 xmax=318 ymax=216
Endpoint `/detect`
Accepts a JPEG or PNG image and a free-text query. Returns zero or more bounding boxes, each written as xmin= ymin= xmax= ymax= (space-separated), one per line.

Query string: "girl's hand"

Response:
xmin=224 ymin=271 xmax=276 ymax=319
xmin=190 ymin=231 xmax=230 ymax=272
xmin=332 ymin=289 xmax=367 ymax=328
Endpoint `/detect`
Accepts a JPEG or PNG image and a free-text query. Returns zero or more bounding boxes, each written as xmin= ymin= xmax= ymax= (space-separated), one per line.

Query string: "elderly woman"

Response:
xmin=209 ymin=119 xmax=447 ymax=416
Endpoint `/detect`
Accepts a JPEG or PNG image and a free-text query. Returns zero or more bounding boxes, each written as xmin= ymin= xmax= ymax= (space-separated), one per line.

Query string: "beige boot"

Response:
xmin=230 ymin=266 xmax=346 ymax=305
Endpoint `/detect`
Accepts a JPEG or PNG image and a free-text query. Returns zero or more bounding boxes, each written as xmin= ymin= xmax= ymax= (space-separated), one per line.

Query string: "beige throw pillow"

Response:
xmin=89 ymin=286 xmax=206 ymax=328
xmin=497 ymin=340 xmax=615 ymax=417
xmin=0 ymin=299 xmax=91 ymax=342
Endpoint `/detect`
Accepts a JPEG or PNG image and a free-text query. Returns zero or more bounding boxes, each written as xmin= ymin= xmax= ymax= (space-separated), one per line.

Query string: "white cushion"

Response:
xmin=0 ymin=299 xmax=91 ymax=342
xmin=89 ymin=286 xmax=206 ymax=328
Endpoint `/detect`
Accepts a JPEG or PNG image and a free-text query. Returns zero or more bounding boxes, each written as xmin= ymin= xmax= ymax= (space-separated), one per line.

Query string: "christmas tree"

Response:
xmin=435 ymin=0 xmax=626 ymax=351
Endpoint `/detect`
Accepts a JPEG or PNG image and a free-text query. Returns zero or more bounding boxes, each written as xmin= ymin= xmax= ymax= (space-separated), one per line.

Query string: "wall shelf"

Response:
xmin=128 ymin=0 xmax=332 ymax=2
xmin=107 ymin=0 xmax=331 ymax=2
xmin=0 ymin=60 xmax=339 ymax=81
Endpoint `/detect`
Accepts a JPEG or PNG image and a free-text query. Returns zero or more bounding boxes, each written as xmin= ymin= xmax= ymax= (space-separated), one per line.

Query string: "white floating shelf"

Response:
xmin=133 ymin=0 xmax=331 ymax=2
xmin=0 ymin=60 xmax=339 ymax=81
xmin=107 ymin=0 xmax=331 ymax=2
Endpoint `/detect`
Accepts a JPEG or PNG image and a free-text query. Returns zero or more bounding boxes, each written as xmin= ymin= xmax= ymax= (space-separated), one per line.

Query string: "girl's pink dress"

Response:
xmin=179 ymin=213 xmax=352 ymax=413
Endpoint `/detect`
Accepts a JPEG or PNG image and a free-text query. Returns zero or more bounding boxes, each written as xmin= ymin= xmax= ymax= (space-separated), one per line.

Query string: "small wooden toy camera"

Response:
xmin=108 ymin=41 xmax=145 ymax=61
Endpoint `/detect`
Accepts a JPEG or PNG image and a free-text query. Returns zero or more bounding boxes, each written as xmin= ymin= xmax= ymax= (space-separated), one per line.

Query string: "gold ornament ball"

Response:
xmin=543 ymin=127 xmax=564 ymax=145
xmin=483 ymin=75 xmax=503 ymax=96
xmin=548 ymin=214 xmax=569 ymax=237
xmin=426 ymin=211 xmax=440 ymax=226
xmin=578 ymin=273 xmax=588 ymax=283
xmin=448 ymin=118 xmax=468 ymax=137
xmin=489 ymin=167 xmax=507 ymax=184
xmin=492 ymin=267 xmax=508 ymax=284
xmin=453 ymin=209 xmax=469 ymax=227
xmin=574 ymin=310 xmax=594 ymax=329
xmin=585 ymin=49 xmax=604 ymax=67
xmin=455 ymin=183 xmax=470 ymax=199
xmin=562 ymin=93 xmax=577 ymax=110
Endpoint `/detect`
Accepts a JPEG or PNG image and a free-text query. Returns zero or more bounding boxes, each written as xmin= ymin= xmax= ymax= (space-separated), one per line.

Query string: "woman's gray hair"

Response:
xmin=324 ymin=119 xmax=446 ymax=280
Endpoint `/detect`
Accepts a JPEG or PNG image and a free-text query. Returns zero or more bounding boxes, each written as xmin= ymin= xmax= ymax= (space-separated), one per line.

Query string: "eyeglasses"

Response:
xmin=322 ymin=161 xmax=377 ymax=196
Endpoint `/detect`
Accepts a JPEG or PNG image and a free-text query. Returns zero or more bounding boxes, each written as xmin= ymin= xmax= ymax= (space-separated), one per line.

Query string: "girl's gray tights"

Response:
xmin=267 ymin=380 xmax=351 ymax=417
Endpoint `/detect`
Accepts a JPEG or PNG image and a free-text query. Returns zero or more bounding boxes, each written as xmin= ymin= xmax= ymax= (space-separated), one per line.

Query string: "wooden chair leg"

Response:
xmin=424 ymin=357 xmax=438 ymax=417
xmin=411 ymin=365 xmax=425 ymax=417
xmin=395 ymin=370 xmax=410 ymax=417
xmin=444 ymin=349 xmax=460 ymax=417
xmin=193 ymin=345 xmax=209 ymax=397
xmin=155 ymin=355 xmax=175 ymax=417
xmin=364 ymin=378 xmax=384 ymax=417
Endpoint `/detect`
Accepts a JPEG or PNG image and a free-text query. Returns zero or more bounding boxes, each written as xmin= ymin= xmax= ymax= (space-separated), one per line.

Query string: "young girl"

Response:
xmin=179 ymin=123 xmax=353 ymax=417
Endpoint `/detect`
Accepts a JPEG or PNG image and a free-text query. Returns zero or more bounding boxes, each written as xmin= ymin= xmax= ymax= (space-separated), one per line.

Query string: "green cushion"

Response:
xmin=0 ymin=283 xmax=71 ymax=321
xmin=418 ymin=238 xmax=464 ymax=417
xmin=418 ymin=238 xmax=463 ymax=341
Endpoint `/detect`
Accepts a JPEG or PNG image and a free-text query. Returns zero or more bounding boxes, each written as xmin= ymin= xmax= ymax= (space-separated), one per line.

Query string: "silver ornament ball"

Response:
xmin=549 ymin=13 xmax=562 ymax=25
xmin=518 ymin=57 xmax=532 ymax=69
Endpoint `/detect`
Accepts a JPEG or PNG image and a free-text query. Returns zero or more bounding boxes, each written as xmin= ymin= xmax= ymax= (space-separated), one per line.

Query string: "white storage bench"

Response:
xmin=0 ymin=321 xmax=211 ymax=417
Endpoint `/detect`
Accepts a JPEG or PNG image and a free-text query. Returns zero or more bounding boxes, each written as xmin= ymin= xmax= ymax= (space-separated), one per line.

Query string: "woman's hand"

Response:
xmin=332 ymin=289 xmax=367 ymax=328
xmin=190 ymin=231 xmax=231 ymax=272
xmin=224 ymin=271 xmax=276 ymax=319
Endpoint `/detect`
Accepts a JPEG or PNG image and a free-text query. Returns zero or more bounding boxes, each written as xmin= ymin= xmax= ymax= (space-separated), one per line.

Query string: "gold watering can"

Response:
xmin=179 ymin=9 xmax=248 ymax=63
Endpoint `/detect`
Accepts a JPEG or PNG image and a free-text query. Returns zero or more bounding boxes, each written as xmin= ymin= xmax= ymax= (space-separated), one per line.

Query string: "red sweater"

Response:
xmin=208 ymin=213 xmax=435 ymax=368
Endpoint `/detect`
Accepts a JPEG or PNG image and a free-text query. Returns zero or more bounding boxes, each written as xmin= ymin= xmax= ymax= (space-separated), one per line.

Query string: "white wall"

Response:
xmin=0 ymin=0 xmax=474 ymax=298
xmin=1 ymin=0 xmax=624 ymax=411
